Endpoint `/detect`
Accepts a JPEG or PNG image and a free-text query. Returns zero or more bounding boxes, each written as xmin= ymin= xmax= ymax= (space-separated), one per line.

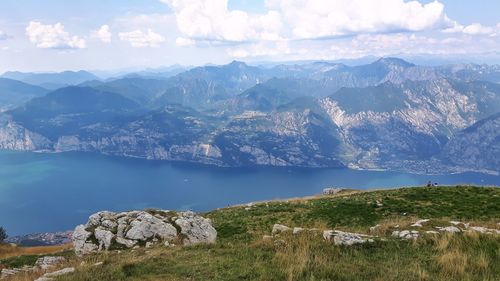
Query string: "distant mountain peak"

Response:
xmin=375 ymin=57 xmax=415 ymax=68
xmin=228 ymin=60 xmax=248 ymax=68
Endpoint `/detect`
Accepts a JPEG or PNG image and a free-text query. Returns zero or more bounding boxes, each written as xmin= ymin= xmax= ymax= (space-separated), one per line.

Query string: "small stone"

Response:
xmin=292 ymin=227 xmax=304 ymax=235
xmin=437 ymin=226 xmax=461 ymax=233
xmin=43 ymin=267 xmax=75 ymax=278
xmin=35 ymin=267 xmax=75 ymax=281
xmin=411 ymin=219 xmax=430 ymax=227
xmin=262 ymin=235 xmax=273 ymax=240
xmin=164 ymin=241 xmax=175 ymax=247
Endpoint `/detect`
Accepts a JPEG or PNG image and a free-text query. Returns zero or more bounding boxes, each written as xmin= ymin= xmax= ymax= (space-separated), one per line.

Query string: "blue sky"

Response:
xmin=0 ymin=0 xmax=499 ymax=72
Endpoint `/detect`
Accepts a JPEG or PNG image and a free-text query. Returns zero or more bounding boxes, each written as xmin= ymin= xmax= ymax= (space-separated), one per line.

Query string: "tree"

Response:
xmin=0 ymin=227 xmax=7 ymax=243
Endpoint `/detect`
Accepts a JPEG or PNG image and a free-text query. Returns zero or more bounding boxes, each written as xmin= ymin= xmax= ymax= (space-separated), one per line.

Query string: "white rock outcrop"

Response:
xmin=35 ymin=256 xmax=66 ymax=270
xmin=272 ymin=224 xmax=291 ymax=234
xmin=323 ymin=230 xmax=374 ymax=246
xmin=72 ymin=209 xmax=216 ymax=255
xmin=392 ymin=230 xmax=419 ymax=239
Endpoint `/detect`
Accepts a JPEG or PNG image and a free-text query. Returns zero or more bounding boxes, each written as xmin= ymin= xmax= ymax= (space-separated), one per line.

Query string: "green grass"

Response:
xmin=4 ymin=185 xmax=500 ymax=281
xmin=0 ymin=254 xmax=40 ymax=268
xmin=209 ymin=186 xmax=500 ymax=239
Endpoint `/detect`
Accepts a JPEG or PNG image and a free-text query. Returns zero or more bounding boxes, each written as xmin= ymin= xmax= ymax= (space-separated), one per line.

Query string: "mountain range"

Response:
xmin=0 ymin=57 xmax=499 ymax=174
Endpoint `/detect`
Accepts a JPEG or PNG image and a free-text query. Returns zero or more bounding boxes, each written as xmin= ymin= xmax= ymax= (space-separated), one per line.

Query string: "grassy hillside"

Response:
xmin=2 ymin=186 xmax=499 ymax=281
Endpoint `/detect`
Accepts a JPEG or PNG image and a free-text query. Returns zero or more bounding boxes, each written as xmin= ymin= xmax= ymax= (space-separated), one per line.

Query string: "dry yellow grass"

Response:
xmin=433 ymin=233 xmax=453 ymax=251
xmin=473 ymin=251 xmax=490 ymax=273
xmin=437 ymin=249 xmax=468 ymax=277
xmin=0 ymin=243 xmax=72 ymax=260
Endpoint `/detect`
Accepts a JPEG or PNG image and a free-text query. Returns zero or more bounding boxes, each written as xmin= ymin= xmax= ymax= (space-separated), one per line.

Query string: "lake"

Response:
xmin=0 ymin=150 xmax=498 ymax=236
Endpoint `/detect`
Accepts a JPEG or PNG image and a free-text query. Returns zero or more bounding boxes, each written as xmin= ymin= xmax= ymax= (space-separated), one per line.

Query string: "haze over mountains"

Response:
xmin=0 ymin=58 xmax=499 ymax=174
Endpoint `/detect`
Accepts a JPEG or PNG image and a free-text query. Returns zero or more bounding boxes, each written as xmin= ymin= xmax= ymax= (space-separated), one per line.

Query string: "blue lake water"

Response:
xmin=0 ymin=150 xmax=498 ymax=236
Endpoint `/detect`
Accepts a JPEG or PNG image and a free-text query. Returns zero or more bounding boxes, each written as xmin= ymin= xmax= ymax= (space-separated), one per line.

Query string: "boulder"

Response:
xmin=72 ymin=209 xmax=216 ymax=255
xmin=94 ymin=227 xmax=114 ymax=250
xmin=115 ymin=237 xmax=137 ymax=248
xmin=175 ymin=211 xmax=217 ymax=245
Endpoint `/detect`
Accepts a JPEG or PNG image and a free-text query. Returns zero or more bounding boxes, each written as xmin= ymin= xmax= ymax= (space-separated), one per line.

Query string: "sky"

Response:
xmin=0 ymin=0 xmax=499 ymax=72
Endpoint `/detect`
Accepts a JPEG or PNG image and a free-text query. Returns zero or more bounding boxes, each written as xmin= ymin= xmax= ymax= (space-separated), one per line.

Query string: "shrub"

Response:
xmin=0 ymin=227 xmax=7 ymax=243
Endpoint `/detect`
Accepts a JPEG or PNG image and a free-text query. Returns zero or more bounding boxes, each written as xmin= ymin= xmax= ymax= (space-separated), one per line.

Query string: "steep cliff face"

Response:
xmin=0 ymin=115 xmax=51 ymax=150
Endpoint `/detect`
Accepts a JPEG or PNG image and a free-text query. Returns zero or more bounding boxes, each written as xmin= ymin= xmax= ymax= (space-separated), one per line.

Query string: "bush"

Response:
xmin=0 ymin=227 xmax=7 ymax=243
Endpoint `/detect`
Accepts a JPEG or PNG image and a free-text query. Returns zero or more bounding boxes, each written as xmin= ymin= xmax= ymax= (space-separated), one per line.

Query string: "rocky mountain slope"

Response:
xmin=0 ymin=58 xmax=498 ymax=173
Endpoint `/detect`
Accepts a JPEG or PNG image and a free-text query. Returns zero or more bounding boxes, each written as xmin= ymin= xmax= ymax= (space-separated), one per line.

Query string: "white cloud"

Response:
xmin=93 ymin=25 xmax=112 ymax=43
xmin=118 ymin=29 xmax=165 ymax=47
xmin=463 ymin=23 xmax=494 ymax=35
xmin=444 ymin=22 xmax=499 ymax=36
xmin=175 ymin=37 xmax=195 ymax=46
xmin=162 ymin=0 xmax=452 ymax=44
xmin=25 ymin=21 xmax=86 ymax=49
xmin=267 ymin=0 xmax=452 ymax=39
xmin=161 ymin=0 xmax=282 ymax=43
